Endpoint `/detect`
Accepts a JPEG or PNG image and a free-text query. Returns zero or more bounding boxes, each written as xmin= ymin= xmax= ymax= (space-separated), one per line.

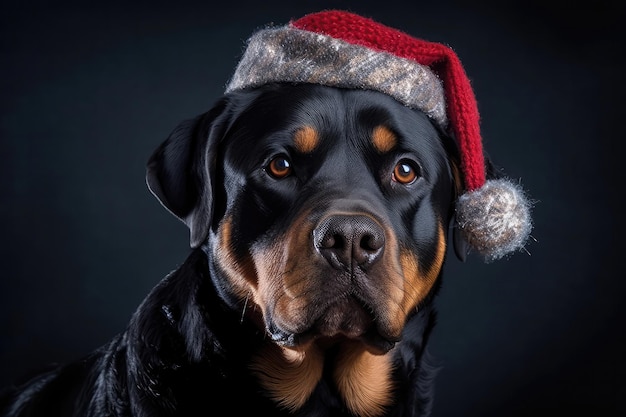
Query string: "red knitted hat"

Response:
xmin=226 ymin=10 xmax=532 ymax=261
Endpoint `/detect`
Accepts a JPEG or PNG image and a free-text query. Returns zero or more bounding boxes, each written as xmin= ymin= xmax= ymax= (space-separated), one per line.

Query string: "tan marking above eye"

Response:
xmin=293 ymin=125 xmax=319 ymax=154
xmin=399 ymin=222 xmax=447 ymax=315
xmin=372 ymin=126 xmax=397 ymax=153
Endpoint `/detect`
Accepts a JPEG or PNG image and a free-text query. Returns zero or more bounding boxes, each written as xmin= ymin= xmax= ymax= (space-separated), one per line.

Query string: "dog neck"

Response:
xmin=250 ymin=340 xmax=394 ymax=417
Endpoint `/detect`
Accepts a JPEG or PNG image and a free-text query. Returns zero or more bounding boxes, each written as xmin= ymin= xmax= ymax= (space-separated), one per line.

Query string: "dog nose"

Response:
xmin=314 ymin=214 xmax=385 ymax=269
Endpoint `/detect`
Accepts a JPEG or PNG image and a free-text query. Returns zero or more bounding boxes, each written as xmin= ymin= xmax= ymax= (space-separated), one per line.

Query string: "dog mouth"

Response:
xmin=267 ymin=295 xmax=399 ymax=354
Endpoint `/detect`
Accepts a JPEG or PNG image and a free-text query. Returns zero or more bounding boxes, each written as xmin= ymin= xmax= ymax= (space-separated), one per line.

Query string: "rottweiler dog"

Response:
xmin=0 ymin=83 xmax=472 ymax=417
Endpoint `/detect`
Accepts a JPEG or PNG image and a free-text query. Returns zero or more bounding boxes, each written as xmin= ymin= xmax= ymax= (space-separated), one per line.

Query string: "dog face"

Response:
xmin=148 ymin=83 xmax=460 ymax=357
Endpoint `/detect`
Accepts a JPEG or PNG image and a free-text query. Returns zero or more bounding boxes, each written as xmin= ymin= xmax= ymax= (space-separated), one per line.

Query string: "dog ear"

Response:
xmin=439 ymin=131 xmax=471 ymax=262
xmin=146 ymin=99 xmax=229 ymax=248
xmin=450 ymin=165 xmax=469 ymax=263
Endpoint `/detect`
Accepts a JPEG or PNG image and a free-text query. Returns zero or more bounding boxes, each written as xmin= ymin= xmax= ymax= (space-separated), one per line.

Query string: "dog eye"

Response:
xmin=392 ymin=159 xmax=420 ymax=184
xmin=266 ymin=155 xmax=292 ymax=179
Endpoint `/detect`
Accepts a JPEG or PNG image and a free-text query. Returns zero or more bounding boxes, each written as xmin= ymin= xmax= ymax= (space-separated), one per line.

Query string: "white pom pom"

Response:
xmin=455 ymin=179 xmax=532 ymax=262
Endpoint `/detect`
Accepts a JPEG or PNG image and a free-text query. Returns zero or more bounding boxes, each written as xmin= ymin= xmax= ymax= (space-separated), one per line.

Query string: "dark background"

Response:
xmin=1 ymin=1 xmax=624 ymax=416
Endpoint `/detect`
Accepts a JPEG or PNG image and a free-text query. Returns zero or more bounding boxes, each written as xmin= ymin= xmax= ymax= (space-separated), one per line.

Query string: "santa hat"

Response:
xmin=225 ymin=10 xmax=532 ymax=262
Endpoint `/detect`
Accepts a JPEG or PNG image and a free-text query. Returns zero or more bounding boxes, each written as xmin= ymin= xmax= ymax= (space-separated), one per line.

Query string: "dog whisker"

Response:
xmin=241 ymin=294 xmax=250 ymax=324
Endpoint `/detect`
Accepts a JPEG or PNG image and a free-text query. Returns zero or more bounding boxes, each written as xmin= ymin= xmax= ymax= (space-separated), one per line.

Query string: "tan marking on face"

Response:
xmin=250 ymin=234 xmax=297 ymax=324
xmin=372 ymin=125 xmax=397 ymax=153
xmin=333 ymin=341 xmax=394 ymax=417
xmin=215 ymin=216 xmax=258 ymax=301
xmin=250 ymin=343 xmax=324 ymax=411
xmin=399 ymin=222 xmax=447 ymax=315
xmin=250 ymin=208 xmax=321 ymax=333
xmin=293 ymin=125 xmax=319 ymax=154
xmin=373 ymin=226 xmax=411 ymax=338
xmin=217 ymin=210 xmax=324 ymax=410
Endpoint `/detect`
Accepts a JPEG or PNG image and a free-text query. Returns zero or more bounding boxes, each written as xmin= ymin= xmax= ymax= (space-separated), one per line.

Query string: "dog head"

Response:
xmin=145 ymin=10 xmax=532 ymax=414
xmin=147 ymin=83 xmax=460 ymax=355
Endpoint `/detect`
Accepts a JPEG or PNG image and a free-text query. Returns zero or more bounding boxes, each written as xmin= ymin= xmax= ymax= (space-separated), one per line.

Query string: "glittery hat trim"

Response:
xmin=225 ymin=26 xmax=448 ymax=128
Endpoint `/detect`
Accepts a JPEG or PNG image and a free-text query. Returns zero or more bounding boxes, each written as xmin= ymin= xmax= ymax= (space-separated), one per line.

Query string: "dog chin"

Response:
xmin=272 ymin=331 xmax=397 ymax=356
xmin=269 ymin=298 xmax=399 ymax=355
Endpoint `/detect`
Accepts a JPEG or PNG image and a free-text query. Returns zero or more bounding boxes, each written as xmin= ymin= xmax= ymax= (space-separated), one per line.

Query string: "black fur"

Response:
xmin=1 ymin=84 xmax=470 ymax=417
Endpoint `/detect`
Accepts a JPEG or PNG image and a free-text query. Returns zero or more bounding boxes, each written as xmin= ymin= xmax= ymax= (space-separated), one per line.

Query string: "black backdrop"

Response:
xmin=1 ymin=1 xmax=624 ymax=416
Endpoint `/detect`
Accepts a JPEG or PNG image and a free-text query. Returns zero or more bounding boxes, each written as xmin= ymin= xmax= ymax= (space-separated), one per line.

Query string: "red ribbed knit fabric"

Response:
xmin=291 ymin=10 xmax=485 ymax=191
